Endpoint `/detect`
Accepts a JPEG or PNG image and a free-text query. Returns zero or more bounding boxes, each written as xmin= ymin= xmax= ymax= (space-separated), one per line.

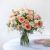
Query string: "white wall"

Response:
xmin=0 ymin=0 xmax=50 ymax=50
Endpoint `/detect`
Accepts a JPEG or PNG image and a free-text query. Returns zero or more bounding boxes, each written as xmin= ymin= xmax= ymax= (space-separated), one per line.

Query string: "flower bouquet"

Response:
xmin=7 ymin=8 xmax=43 ymax=45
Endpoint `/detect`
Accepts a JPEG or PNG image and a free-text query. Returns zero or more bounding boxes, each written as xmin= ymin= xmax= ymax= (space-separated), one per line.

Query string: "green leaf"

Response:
xmin=21 ymin=13 xmax=27 ymax=19
xmin=16 ymin=19 xmax=21 ymax=25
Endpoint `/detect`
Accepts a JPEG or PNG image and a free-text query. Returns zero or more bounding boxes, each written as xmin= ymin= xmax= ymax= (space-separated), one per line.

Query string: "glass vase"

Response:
xmin=20 ymin=31 xmax=29 ymax=45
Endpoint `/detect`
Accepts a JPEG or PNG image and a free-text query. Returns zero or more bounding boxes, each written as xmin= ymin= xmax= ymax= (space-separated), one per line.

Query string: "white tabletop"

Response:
xmin=3 ymin=38 xmax=50 ymax=50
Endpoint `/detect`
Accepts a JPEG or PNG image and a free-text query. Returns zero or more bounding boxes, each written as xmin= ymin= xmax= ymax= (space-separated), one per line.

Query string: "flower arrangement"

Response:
xmin=7 ymin=8 xmax=43 ymax=45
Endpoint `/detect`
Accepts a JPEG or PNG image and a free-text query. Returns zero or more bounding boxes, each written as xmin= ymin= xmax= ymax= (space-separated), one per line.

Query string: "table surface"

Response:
xmin=3 ymin=38 xmax=50 ymax=50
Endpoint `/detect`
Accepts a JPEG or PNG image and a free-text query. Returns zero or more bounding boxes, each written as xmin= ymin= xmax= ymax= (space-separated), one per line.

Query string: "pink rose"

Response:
xmin=34 ymin=21 xmax=43 ymax=28
xmin=27 ymin=14 xmax=33 ymax=20
xmin=23 ymin=23 xmax=31 ymax=30
xmin=37 ymin=21 xmax=43 ymax=27
xmin=28 ymin=10 xmax=33 ymax=15
xmin=17 ymin=16 xmax=25 ymax=23
xmin=34 ymin=23 xmax=39 ymax=28
xmin=34 ymin=15 xmax=41 ymax=19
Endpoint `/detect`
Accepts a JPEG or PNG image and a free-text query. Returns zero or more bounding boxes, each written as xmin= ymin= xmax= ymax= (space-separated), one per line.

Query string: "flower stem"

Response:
xmin=20 ymin=31 xmax=29 ymax=45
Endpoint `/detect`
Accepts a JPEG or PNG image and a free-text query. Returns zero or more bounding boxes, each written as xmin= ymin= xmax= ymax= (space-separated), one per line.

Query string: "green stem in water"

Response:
xmin=20 ymin=30 xmax=29 ymax=45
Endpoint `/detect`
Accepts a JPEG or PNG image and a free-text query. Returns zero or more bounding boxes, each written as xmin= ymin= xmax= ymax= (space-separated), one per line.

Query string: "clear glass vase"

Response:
xmin=20 ymin=31 xmax=29 ymax=45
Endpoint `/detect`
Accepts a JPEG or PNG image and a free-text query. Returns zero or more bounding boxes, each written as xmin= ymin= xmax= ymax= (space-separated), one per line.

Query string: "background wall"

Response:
xmin=0 ymin=0 xmax=50 ymax=50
